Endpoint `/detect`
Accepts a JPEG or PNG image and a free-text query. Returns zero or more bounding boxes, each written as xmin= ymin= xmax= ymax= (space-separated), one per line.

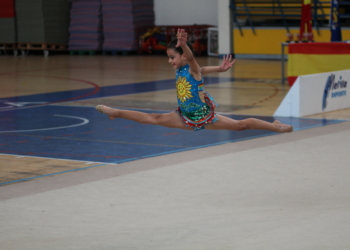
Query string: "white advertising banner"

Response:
xmin=274 ymin=69 xmax=350 ymax=117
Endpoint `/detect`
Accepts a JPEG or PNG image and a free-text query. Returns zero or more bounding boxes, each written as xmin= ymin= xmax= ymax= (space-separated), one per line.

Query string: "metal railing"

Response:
xmin=230 ymin=0 xmax=350 ymax=35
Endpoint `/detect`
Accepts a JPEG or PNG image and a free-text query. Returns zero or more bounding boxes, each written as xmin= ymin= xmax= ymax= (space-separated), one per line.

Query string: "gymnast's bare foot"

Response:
xmin=96 ymin=105 xmax=119 ymax=120
xmin=273 ymin=120 xmax=293 ymax=133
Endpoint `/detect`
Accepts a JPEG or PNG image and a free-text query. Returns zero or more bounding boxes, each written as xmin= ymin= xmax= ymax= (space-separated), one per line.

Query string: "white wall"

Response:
xmin=218 ymin=0 xmax=232 ymax=54
xmin=154 ymin=0 xmax=218 ymax=26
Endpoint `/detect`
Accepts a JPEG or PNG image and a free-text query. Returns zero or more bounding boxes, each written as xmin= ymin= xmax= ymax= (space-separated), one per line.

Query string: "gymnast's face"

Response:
xmin=167 ymin=48 xmax=185 ymax=69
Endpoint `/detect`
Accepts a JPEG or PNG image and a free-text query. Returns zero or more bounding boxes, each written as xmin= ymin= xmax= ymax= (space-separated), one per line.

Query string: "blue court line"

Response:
xmin=1 ymin=118 xmax=346 ymax=186
xmin=1 ymin=105 xmax=345 ymax=163
xmin=0 ymin=76 xmax=235 ymax=111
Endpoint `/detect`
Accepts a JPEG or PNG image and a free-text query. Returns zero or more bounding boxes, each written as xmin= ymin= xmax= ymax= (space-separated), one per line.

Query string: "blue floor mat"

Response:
xmin=0 ymin=105 xmax=345 ymax=164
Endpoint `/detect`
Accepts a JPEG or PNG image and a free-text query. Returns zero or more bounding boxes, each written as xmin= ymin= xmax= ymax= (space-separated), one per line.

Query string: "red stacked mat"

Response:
xmin=0 ymin=0 xmax=16 ymax=43
xmin=0 ymin=0 xmax=15 ymax=18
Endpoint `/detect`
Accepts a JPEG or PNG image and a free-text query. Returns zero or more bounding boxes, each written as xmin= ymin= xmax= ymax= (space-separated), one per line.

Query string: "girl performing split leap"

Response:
xmin=96 ymin=29 xmax=293 ymax=133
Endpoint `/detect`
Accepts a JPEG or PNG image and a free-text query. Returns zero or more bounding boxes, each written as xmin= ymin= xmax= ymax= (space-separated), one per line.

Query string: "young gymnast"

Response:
xmin=96 ymin=28 xmax=293 ymax=133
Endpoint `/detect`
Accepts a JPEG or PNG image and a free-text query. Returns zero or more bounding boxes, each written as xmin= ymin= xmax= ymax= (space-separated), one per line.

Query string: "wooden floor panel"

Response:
xmin=0 ymin=154 xmax=115 ymax=186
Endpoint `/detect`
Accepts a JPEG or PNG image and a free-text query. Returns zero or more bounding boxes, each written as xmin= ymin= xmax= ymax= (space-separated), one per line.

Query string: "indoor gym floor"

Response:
xmin=0 ymin=54 xmax=350 ymax=249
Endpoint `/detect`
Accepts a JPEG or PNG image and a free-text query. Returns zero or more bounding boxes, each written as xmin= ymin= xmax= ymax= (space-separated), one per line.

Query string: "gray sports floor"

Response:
xmin=1 ymin=120 xmax=350 ymax=250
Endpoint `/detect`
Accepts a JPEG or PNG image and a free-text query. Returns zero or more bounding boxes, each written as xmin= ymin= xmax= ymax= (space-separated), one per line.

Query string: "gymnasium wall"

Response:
xmin=154 ymin=0 xmax=218 ymax=26
xmin=154 ymin=0 xmax=350 ymax=58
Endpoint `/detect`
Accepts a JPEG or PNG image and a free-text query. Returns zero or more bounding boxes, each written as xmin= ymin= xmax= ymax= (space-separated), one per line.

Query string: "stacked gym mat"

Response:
xmin=1 ymin=0 xmax=155 ymax=52
xmin=15 ymin=0 xmax=70 ymax=44
xmin=0 ymin=0 xmax=16 ymax=43
xmin=101 ymin=0 xmax=155 ymax=51
xmin=68 ymin=0 xmax=155 ymax=51
xmin=68 ymin=0 xmax=103 ymax=50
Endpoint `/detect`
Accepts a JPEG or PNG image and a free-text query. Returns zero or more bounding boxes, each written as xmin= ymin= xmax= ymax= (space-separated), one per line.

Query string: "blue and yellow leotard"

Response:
xmin=175 ymin=64 xmax=218 ymax=131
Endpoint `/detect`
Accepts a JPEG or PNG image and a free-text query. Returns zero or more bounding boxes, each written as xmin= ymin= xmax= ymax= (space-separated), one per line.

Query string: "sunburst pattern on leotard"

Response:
xmin=176 ymin=76 xmax=193 ymax=103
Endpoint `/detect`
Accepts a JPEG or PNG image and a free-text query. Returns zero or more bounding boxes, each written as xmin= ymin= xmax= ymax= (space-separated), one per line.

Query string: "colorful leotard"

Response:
xmin=175 ymin=64 xmax=218 ymax=131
